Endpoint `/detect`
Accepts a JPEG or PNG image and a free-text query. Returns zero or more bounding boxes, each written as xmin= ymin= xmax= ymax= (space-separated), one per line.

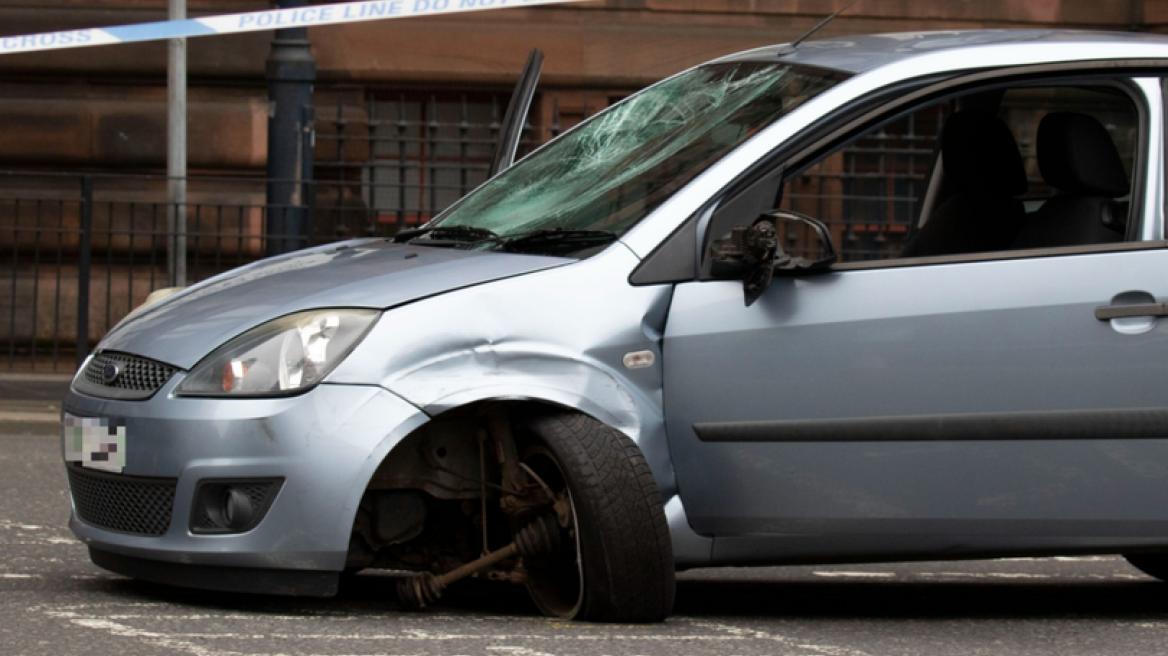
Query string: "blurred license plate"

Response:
xmin=63 ymin=413 xmax=126 ymax=473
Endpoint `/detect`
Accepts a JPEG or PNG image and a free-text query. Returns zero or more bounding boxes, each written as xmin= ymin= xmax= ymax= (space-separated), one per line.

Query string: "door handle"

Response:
xmin=1095 ymin=302 xmax=1168 ymax=321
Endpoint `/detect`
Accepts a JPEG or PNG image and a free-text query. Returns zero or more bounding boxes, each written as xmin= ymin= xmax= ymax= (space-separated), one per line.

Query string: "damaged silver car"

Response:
xmin=64 ymin=30 xmax=1168 ymax=622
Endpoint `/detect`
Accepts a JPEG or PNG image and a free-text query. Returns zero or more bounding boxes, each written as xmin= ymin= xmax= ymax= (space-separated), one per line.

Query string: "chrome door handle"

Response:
xmin=1095 ymin=302 xmax=1168 ymax=321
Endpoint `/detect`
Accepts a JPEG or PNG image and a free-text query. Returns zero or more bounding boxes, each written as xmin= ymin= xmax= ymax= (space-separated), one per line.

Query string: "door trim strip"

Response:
xmin=694 ymin=407 xmax=1168 ymax=442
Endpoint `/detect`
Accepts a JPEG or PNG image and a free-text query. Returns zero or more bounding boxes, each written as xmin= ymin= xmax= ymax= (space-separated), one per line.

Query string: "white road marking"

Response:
xmin=256 ymin=632 xmax=749 ymax=642
xmin=21 ymin=558 xmax=1151 ymax=656
xmin=5 ymin=540 xmax=83 ymax=548
xmin=0 ymin=520 xmax=48 ymax=531
xmin=915 ymin=571 xmax=1148 ymax=580
xmin=64 ymin=615 xmax=253 ymax=656
xmin=1051 ymin=556 xmax=1120 ymax=562
xmin=487 ymin=647 xmax=560 ymax=656
xmin=812 ymin=571 xmax=896 ymax=578
xmin=43 ymin=606 xmax=876 ymax=656
xmin=0 ymin=519 xmax=82 ymax=547
xmin=1126 ymin=621 xmax=1168 ymax=629
xmin=692 ymin=620 xmax=875 ymax=656
xmin=916 ymin=572 xmax=1052 ymax=579
xmin=989 ymin=556 xmax=1123 ymax=564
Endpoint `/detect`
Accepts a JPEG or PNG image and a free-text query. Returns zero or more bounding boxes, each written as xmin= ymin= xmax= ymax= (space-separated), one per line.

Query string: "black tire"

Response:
xmin=1125 ymin=553 xmax=1168 ymax=581
xmin=519 ymin=410 xmax=675 ymax=623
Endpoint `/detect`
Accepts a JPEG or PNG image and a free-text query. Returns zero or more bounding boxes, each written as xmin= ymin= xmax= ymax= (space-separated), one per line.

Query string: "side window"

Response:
xmin=775 ymin=82 xmax=1141 ymax=264
xmin=781 ymin=102 xmax=949 ymax=261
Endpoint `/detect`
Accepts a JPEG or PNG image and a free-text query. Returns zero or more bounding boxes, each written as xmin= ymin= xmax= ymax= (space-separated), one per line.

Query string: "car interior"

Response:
xmin=770 ymin=81 xmax=1140 ymax=265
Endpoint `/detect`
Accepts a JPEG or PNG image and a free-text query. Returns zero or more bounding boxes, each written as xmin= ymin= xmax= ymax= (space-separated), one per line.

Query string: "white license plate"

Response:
xmin=63 ymin=413 xmax=126 ymax=473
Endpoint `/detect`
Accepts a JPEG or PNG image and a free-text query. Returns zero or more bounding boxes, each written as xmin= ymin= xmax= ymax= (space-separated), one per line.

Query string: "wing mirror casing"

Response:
xmin=709 ymin=210 xmax=838 ymax=306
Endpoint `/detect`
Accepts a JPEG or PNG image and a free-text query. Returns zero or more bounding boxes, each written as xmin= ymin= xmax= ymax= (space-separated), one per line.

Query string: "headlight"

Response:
xmin=176 ymin=309 xmax=380 ymax=397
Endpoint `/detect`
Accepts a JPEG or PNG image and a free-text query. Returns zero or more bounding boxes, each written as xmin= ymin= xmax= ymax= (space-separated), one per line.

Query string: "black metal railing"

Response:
xmin=1 ymin=170 xmax=455 ymax=373
xmin=317 ymin=92 xmax=548 ymax=236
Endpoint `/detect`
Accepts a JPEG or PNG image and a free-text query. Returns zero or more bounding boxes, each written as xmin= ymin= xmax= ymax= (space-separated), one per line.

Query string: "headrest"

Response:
xmin=1038 ymin=112 xmax=1129 ymax=198
xmin=941 ymin=111 xmax=1028 ymax=196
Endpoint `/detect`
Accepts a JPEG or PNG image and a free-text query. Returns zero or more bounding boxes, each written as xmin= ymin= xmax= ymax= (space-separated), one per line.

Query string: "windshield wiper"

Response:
xmin=392 ymin=225 xmax=499 ymax=244
xmin=498 ymin=229 xmax=618 ymax=253
xmin=394 ymin=225 xmax=618 ymax=255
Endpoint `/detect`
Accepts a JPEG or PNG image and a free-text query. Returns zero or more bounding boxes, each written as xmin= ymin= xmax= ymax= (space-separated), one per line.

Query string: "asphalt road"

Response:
xmin=5 ymin=417 xmax=1168 ymax=656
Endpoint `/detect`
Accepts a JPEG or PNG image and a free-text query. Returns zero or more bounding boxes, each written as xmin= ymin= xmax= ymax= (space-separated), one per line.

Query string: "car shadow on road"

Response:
xmin=670 ymin=577 xmax=1168 ymax=620
xmin=78 ymin=571 xmax=1168 ymax=622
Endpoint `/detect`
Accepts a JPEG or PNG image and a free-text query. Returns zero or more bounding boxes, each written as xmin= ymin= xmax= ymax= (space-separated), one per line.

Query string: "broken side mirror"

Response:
xmin=709 ymin=210 xmax=837 ymax=307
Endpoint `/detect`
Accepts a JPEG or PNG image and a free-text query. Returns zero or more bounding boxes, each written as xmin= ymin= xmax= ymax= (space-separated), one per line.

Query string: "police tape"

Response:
xmin=0 ymin=0 xmax=584 ymax=56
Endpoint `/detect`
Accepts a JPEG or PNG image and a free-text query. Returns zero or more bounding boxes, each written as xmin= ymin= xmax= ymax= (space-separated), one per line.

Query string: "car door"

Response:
xmin=663 ymin=76 xmax=1168 ymax=561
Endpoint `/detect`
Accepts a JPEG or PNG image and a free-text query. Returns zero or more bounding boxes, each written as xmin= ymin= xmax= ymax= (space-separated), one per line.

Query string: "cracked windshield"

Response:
xmin=409 ymin=62 xmax=848 ymax=256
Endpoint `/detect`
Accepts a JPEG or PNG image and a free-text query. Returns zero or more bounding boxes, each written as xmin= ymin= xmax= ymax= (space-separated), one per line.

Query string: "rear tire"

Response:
xmin=519 ymin=410 xmax=675 ymax=623
xmin=1125 ymin=553 xmax=1168 ymax=581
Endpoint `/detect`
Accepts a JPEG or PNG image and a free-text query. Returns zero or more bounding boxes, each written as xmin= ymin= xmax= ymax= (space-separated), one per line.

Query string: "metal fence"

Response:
xmin=0 ymin=90 xmax=562 ymax=375
xmin=0 ymin=171 xmax=429 ymax=373
xmin=316 ymin=91 xmax=550 ymax=239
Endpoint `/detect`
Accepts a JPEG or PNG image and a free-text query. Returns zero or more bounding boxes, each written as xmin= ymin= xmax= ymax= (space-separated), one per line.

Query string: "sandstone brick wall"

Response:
xmin=0 ymin=0 xmax=1160 ymax=170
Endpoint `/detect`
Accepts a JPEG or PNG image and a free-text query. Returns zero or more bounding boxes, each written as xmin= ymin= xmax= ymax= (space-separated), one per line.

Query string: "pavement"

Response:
xmin=0 ymin=372 xmax=68 ymax=427
xmin=4 ymin=375 xmax=1168 ymax=655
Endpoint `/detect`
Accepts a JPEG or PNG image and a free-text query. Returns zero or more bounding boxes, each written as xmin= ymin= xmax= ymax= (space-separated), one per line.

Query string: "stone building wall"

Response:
xmin=0 ymin=0 xmax=1161 ymax=172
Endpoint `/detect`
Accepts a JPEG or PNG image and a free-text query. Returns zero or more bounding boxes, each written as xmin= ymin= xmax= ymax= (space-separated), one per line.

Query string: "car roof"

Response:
xmin=719 ymin=30 xmax=1168 ymax=74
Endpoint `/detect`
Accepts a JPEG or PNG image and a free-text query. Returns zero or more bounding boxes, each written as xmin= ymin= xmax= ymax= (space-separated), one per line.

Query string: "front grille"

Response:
xmin=67 ymin=465 xmax=176 ymax=536
xmin=75 ymin=352 xmax=179 ymax=400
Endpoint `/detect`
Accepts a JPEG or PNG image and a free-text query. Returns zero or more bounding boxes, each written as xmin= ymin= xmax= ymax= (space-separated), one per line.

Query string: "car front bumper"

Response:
xmin=63 ymin=379 xmax=428 ymax=596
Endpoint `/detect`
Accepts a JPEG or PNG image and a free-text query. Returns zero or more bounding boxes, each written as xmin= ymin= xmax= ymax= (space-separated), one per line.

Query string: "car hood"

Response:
xmin=98 ymin=240 xmax=572 ymax=370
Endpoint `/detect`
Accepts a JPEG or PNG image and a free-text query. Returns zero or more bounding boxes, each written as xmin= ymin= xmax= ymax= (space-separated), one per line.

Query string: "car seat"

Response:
xmin=1010 ymin=112 xmax=1129 ymax=249
xmin=900 ymin=111 xmax=1029 ymax=258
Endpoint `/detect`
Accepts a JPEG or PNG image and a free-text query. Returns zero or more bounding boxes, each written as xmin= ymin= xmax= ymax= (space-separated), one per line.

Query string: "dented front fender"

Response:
xmin=328 ymin=244 xmax=678 ymax=497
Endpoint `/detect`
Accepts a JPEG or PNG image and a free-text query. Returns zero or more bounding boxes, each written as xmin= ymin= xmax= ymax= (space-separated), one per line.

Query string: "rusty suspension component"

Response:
xmin=397 ymin=515 xmax=562 ymax=609
xmin=487 ymin=407 xmax=527 ymax=495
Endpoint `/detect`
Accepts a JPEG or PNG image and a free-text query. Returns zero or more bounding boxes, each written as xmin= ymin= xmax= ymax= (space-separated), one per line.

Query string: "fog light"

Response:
xmin=221 ymin=488 xmax=254 ymax=530
xmin=190 ymin=479 xmax=282 ymax=534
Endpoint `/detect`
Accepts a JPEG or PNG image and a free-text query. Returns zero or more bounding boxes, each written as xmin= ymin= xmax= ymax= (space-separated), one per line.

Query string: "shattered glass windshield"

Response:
xmin=412 ymin=62 xmax=848 ymax=257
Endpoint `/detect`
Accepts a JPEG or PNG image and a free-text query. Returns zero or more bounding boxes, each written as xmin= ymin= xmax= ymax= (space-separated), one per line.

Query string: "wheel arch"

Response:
xmin=422 ymin=388 xmax=677 ymax=501
xmin=339 ymin=391 xmax=677 ymax=562
xmin=382 ymin=353 xmax=678 ymax=499
xmin=350 ymin=391 xmax=675 ymax=499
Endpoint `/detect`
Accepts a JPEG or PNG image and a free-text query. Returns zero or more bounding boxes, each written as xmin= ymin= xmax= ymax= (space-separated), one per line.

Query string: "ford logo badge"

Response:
xmin=102 ymin=362 xmax=122 ymax=385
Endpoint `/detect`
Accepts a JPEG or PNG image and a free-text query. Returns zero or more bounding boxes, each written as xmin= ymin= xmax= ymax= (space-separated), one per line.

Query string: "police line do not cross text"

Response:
xmin=0 ymin=0 xmax=583 ymax=56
